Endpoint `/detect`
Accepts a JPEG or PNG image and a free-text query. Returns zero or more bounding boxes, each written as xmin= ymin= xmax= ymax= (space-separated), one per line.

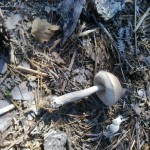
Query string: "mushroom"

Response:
xmin=103 ymin=115 xmax=127 ymax=138
xmin=50 ymin=71 xmax=122 ymax=108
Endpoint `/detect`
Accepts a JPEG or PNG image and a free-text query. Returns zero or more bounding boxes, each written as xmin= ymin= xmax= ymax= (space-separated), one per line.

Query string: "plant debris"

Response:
xmin=11 ymin=81 xmax=35 ymax=101
xmin=5 ymin=14 xmax=23 ymax=30
xmin=0 ymin=0 xmax=149 ymax=149
xmin=31 ymin=18 xmax=59 ymax=43
xmin=0 ymin=114 xmax=13 ymax=133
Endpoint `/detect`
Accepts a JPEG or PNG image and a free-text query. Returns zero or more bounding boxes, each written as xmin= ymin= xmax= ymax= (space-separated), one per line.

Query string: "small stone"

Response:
xmin=44 ymin=129 xmax=68 ymax=150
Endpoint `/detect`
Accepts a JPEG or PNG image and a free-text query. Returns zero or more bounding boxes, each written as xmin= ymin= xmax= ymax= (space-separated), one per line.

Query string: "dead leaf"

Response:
xmin=31 ymin=18 xmax=59 ymax=43
xmin=72 ymin=68 xmax=80 ymax=75
xmin=52 ymin=52 xmax=65 ymax=64
xmin=0 ymin=99 xmax=11 ymax=109
xmin=0 ymin=114 xmax=13 ymax=133
xmin=85 ymin=70 xmax=93 ymax=78
xmin=75 ymin=74 xmax=87 ymax=84
xmin=6 ymin=14 xmax=23 ymax=30
xmin=94 ymin=0 xmax=125 ymax=20
xmin=11 ymin=81 xmax=34 ymax=101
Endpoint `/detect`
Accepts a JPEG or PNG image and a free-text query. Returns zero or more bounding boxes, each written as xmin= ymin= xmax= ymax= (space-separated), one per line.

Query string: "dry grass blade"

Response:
xmin=134 ymin=7 xmax=150 ymax=32
xmin=15 ymin=65 xmax=48 ymax=77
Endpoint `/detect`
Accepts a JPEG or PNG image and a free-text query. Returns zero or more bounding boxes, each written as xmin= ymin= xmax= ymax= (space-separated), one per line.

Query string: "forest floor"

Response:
xmin=0 ymin=0 xmax=149 ymax=150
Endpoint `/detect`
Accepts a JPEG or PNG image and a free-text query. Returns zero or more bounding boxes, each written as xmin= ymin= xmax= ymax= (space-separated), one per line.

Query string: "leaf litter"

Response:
xmin=31 ymin=18 xmax=59 ymax=43
xmin=0 ymin=0 xmax=149 ymax=150
xmin=11 ymin=81 xmax=35 ymax=101
xmin=5 ymin=14 xmax=23 ymax=30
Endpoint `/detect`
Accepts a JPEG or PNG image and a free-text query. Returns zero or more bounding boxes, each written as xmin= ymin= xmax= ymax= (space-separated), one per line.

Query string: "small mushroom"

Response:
xmin=103 ymin=115 xmax=127 ymax=138
xmin=50 ymin=71 xmax=122 ymax=108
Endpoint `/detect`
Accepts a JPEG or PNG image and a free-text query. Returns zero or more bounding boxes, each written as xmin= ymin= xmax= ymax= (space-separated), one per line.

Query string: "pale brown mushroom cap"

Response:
xmin=94 ymin=71 xmax=122 ymax=106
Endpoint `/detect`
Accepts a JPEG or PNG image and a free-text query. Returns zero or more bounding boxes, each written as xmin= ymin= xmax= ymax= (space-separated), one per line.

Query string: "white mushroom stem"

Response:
xmin=0 ymin=104 xmax=15 ymax=115
xmin=51 ymin=85 xmax=104 ymax=108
